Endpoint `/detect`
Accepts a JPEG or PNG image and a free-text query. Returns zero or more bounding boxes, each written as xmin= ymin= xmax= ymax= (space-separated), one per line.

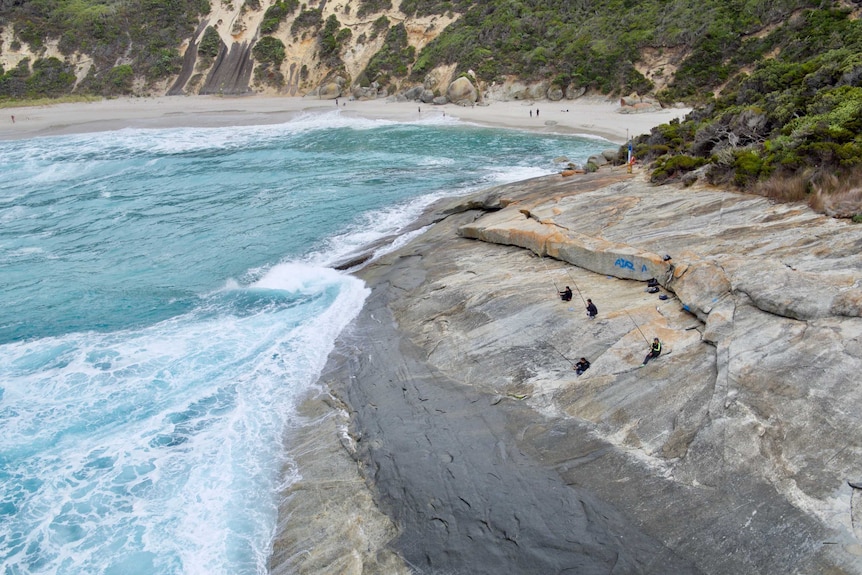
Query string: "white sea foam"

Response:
xmin=304 ymin=189 xmax=450 ymax=268
xmin=47 ymin=111 xmax=399 ymax=157
xmin=482 ymin=165 xmax=553 ymax=184
xmin=0 ymin=267 xmax=369 ymax=575
xmin=250 ymin=261 xmax=345 ymax=292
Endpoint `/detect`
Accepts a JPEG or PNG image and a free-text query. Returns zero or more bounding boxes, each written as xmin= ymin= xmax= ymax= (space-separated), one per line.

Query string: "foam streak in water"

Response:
xmin=0 ymin=266 xmax=368 ymax=575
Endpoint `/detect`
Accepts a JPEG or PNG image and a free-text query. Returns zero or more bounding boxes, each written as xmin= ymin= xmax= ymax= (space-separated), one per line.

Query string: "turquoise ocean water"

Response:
xmin=0 ymin=111 xmax=611 ymax=574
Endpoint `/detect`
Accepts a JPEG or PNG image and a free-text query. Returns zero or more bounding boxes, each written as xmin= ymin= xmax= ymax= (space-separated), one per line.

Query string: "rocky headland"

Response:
xmin=271 ymin=166 xmax=862 ymax=574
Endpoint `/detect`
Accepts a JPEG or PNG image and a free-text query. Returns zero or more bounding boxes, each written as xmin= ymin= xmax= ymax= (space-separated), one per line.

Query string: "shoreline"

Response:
xmin=0 ymin=94 xmax=690 ymax=143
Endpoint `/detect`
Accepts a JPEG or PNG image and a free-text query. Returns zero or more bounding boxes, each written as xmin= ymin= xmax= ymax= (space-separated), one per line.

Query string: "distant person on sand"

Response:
xmin=642 ymin=338 xmax=662 ymax=366
xmin=575 ymin=357 xmax=590 ymax=375
xmin=10 ymin=115 xmax=14 ymax=123
xmin=560 ymin=286 xmax=573 ymax=301
xmin=530 ymin=110 xmax=533 ymax=118
xmin=586 ymin=298 xmax=597 ymax=318
xmin=536 ymin=108 xmax=540 ymax=117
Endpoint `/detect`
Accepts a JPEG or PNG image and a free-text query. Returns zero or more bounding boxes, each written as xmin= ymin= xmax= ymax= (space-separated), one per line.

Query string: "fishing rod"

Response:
xmin=539 ymin=256 xmax=561 ymax=295
xmin=625 ymin=310 xmax=651 ymax=345
xmin=544 ymin=340 xmax=576 ymax=367
xmin=564 ymin=269 xmax=588 ymax=306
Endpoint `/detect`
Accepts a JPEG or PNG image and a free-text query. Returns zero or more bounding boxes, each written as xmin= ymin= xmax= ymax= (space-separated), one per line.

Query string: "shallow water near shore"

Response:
xmin=0 ymin=110 xmax=611 ymax=574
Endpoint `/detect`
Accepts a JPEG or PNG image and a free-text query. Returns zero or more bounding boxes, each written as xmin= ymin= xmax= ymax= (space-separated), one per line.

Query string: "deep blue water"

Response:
xmin=0 ymin=110 xmax=611 ymax=574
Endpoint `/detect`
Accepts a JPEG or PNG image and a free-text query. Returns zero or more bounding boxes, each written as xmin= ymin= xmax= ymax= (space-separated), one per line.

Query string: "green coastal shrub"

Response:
xmin=260 ymin=0 xmax=299 ymax=34
xmin=0 ymin=59 xmax=31 ymax=100
xmin=650 ymin=154 xmax=707 ymax=183
xmin=147 ymin=48 xmax=181 ymax=79
xmin=370 ymin=15 xmax=389 ymax=39
xmin=253 ymin=36 xmax=286 ymax=66
xmin=733 ymin=150 xmax=765 ymax=187
xmin=357 ymin=0 xmax=393 ymax=18
xmin=320 ymin=15 xmax=351 ymax=65
xmin=291 ymin=8 xmax=324 ymax=36
xmin=105 ymin=64 xmax=135 ymax=95
xmin=25 ymin=58 xmax=76 ymax=98
xmin=362 ymin=24 xmax=415 ymax=85
xmin=199 ymin=26 xmax=221 ymax=58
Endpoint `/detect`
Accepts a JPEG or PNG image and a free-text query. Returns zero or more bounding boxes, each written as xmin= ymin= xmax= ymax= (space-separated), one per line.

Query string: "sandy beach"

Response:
xmin=0 ymin=94 xmax=690 ymax=143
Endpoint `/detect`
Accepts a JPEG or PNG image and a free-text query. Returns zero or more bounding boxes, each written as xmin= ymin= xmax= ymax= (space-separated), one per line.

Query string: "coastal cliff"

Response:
xmin=272 ymin=167 xmax=862 ymax=573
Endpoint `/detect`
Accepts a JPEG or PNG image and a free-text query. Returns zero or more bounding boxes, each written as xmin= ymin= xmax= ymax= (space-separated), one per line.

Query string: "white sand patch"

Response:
xmin=0 ymin=93 xmax=690 ymax=142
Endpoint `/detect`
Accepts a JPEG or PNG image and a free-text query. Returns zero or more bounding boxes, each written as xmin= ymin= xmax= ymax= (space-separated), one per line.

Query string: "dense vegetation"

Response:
xmin=410 ymin=0 xmax=819 ymax=96
xmin=635 ymin=7 xmax=862 ymax=217
xmin=360 ymin=23 xmax=415 ymax=86
xmin=0 ymin=0 xmax=208 ymax=98
xmin=356 ymin=0 xmax=392 ymax=19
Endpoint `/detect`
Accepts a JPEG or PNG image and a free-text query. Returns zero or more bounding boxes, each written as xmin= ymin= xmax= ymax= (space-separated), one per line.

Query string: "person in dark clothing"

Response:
xmin=586 ymin=298 xmax=597 ymax=318
xmin=575 ymin=357 xmax=590 ymax=375
xmin=642 ymin=338 xmax=662 ymax=366
xmin=560 ymin=286 xmax=573 ymax=301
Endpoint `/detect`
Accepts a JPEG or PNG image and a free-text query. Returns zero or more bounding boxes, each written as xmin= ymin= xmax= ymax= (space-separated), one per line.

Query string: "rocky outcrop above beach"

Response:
xmin=273 ymin=167 xmax=862 ymax=574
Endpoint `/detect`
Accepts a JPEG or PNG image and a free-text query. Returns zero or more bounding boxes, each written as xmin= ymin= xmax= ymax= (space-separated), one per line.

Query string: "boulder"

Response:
xmin=566 ymin=85 xmax=586 ymax=99
xmin=547 ymin=86 xmax=564 ymax=101
xmin=620 ymin=93 xmax=641 ymax=106
xmin=353 ymin=81 xmax=380 ymax=100
xmin=619 ymin=93 xmax=662 ymax=113
xmin=403 ymin=85 xmax=424 ymax=101
xmin=318 ymin=82 xmax=341 ymax=99
xmin=587 ymin=154 xmax=608 ymax=167
xmin=446 ymin=77 xmax=478 ymax=106
xmin=420 ymin=89 xmax=435 ymax=103
xmin=527 ymin=82 xmax=549 ymax=100
xmin=506 ymin=81 xmax=530 ymax=100
xmin=601 ymin=149 xmax=619 ymax=162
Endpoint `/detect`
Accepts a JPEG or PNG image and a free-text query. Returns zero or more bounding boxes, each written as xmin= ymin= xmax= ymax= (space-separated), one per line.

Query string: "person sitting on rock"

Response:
xmin=575 ymin=357 xmax=590 ymax=375
xmin=560 ymin=286 xmax=573 ymax=301
xmin=586 ymin=298 xmax=598 ymax=318
xmin=642 ymin=338 xmax=662 ymax=366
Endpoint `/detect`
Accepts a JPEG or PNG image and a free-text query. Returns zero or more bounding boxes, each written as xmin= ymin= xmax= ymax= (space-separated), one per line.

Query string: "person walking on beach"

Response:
xmin=10 ymin=115 xmax=14 ymax=123
xmin=586 ymin=298 xmax=597 ymax=319
xmin=642 ymin=338 xmax=662 ymax=366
